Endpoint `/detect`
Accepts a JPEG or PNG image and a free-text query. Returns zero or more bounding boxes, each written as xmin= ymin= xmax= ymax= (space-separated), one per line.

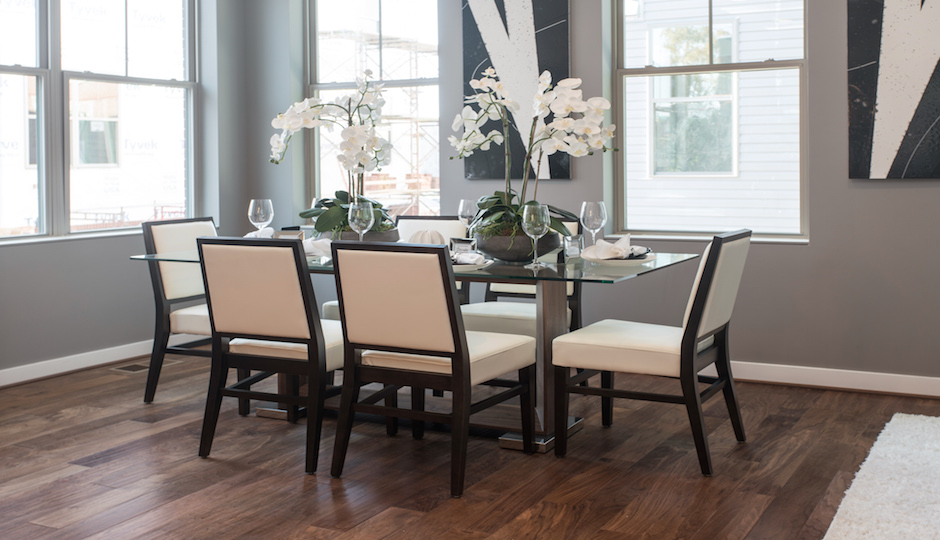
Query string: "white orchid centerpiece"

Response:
xmin=449 ymin=67 xmax=617 ymax=237
xmin=269 ymin=70 xmax=395 ymax=234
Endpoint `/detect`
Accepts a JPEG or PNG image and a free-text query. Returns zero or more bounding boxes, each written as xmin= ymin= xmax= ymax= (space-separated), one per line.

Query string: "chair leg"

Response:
xmin=601 ymin=371 xmax=614 ymax=427
xmin=199 ymin=346 xmax=228 ymax=458
xmin=411 ymin=387 xmax=425 ymax=440
xmin=305 ymin=369 xmax=327 ymax=474
xmin=681 ymin=375 xmax=713 ymax=476
xmin=385 ymin=384 xmax=399 ymax=436
xmin=144 ymin=327 xmax=170 ymax=403
xmin=450 ymin=387 xmax=471 ymax=498
xmin=285 ymin=375 xmax=301 ymax=424
xmin=715 ymin=352 xmax=746 ymax=443
xmin=236 ymin=368 xmax=250 ymax=416
xmin=519 ymin=366 xmax=535 ymax=454
xmin=553 ymin=365 xmax=570 ymax=457
xmin=330 ymin=367 xmax=361 ymax=478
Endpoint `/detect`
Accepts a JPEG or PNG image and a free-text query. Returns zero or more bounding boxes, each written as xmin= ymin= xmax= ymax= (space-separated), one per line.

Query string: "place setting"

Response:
xmin=581 ymin=235 xmax=655 ymax=266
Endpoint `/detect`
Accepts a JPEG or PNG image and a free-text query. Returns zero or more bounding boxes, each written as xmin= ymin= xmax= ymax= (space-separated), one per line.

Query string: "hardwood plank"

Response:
xmin=1 ymin=356 xmax=939 ymax=540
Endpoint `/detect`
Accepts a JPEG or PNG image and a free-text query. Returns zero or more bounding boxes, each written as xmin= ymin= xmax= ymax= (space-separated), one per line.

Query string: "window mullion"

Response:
xmin=47 ymin=0 xmax=68 ymax=237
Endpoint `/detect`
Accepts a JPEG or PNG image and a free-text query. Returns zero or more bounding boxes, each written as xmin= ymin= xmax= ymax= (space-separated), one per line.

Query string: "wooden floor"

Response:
xmin=2 ymin=356 xmax=940 ymax=540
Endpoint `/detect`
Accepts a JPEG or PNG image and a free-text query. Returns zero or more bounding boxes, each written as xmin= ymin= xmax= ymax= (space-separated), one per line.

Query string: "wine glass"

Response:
xmin=248 ymin=199 xmax=274 ymax=232
xmin=348 ymin=201 xmax=375 ymax=242
xmin=580 ymin=201 xmax=607 ymax=246
xmin=521 ymin=204 xmax=551 ymax=270
xmin=457 ymin=198 xmax=477 ymax=228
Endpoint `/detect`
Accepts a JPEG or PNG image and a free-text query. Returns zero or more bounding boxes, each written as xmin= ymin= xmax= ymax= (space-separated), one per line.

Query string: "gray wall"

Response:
xmin=3 ymin=0 xmax=940 ymax=382
xmin=440 ymin=0 xmax=940 ymax=378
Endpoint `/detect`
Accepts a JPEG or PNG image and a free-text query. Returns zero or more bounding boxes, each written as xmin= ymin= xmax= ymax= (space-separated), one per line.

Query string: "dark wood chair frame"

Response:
xmin=141 ymin=217 xmax=216 ymax=403
xmin=554 ymin=229 xmax=751 ymax=476
xmin=196 ymin=237 xmax=342 ymax=474
xmin=395 ymin=214 xmax=471 ymax=304
xmin=329 ymin=241 xmax=536 ymax=497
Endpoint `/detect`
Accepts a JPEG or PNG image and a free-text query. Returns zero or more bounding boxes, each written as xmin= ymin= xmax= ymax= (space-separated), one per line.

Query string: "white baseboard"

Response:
xmin=3 ymin=344 xmax=940 ymax=397
xmin=701 ymin=361 xmax=940 ymax=398
xmin=0 ymin=335 xmax=197 ymax=389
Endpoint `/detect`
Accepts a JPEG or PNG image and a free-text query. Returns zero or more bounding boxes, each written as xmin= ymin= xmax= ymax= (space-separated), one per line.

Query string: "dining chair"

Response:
xmin=552 ymin=229 xmax=752 ymax=476
xmin=460 ymin=221 xmax=583 ymax=337
xmin=329 ymin=241 xmax=536 ymax=497
xmin=141 ymin=217 xmax=218 ymax=403
xmin=196 ymin=236 xmax=344 ymax=473
xmin=322 ymin=214 xmax=471 ymax=321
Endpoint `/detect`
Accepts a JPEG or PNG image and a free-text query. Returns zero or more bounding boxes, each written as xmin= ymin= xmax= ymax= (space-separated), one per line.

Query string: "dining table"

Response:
xmin=132 ymin=245 xmax=698 ymax=451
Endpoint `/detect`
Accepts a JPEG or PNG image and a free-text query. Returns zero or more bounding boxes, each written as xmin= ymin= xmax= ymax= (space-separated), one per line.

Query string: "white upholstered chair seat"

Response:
xmin=228 ymin=320 xmax=345 ymax=372
xmin=552 ymin=319 xmax=714 ymax=378
xmin=168 ymin=304 xmax=211 ymax=335
xmin=362 ymin=330 xmax=535 ymax=386
xmin=460 ymin=301 xmax=571 ymax=338
xmin=322 ymin=300 xmax=340 ymax=321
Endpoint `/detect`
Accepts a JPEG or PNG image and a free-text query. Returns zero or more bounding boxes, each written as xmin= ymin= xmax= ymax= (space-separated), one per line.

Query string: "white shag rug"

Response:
xmin=824 ymin=413 xmax=940 ymax=539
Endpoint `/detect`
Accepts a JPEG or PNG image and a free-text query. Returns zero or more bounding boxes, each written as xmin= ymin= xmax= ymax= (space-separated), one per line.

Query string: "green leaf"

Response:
xmin=314 ymin=205 xmax=347 ymax=232
xmin=334 ymin=191 xmax=350 ymax=204
xmin=547 ymin=204 xmax=579 ymax=222
xmin=299 ymin=207 xmax=327 ymax=219
xmin=549 ymin=217 xmax=572 ymax=236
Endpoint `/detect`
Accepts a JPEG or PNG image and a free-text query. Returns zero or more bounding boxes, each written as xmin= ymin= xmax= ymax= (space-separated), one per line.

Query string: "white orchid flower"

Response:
xmin=549 ymin=117 xmax=576 ymax=131
xmin=540 ymin=136 xmax=568 ymax=156
xmin=572 ymin=119 xmax=601 ymax=136
xmin=537 ymin=70 xmax=552 ymax=92
xmin=482 ymin=67 xmax=496 ymax=77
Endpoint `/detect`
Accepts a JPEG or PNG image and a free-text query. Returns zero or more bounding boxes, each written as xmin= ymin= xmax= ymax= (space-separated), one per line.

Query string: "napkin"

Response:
xmin=303 ymin=238 xmax=332 ymax=257
xmin=408 ymin=229 xmax=447 ymax=245
xmin=244 ymin=227 xmax=274 ymax=238
xmin=584 ymin=235 xmax=650 ymax=260
xmin=453 ymin=252 xmax=486 ymax=265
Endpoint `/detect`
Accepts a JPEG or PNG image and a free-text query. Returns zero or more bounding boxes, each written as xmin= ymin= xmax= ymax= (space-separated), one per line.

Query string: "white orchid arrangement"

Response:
xmin=270 ymin=70 xmax=392 ymax=199
xmin=269 ymin=70 xmax=395 ymax=234
xmin=449 ymin=67 xmax=617 ymax=236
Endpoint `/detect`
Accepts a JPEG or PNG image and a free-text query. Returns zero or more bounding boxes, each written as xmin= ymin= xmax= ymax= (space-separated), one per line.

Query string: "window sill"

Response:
xmin=0 ymin=228 xmax=142 ymax=247
xmin=619 ymin=232 xmax=809 ymax=245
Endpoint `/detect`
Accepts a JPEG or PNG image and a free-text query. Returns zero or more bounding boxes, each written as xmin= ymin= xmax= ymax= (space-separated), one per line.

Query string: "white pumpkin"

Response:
xmin=408 ymin=229 xmax=447 ymax=245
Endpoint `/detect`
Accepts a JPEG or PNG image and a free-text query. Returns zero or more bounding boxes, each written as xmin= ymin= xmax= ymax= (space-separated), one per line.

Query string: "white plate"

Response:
xmin=453 ymin=259 xmax=494 ymax=271
xmin=582 ymin=252 xmax=657 ymax=266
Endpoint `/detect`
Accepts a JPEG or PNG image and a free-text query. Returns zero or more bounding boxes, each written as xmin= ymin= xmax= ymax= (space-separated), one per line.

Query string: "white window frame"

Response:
xmin=0 ymin=0 xmax=197 ymax=241
xmin=646 ymin=19 xmax=738 ymax=178
xmin=614 ymin=0 xmax=808 ymax=241
xmin=308 ymin=0 xmax=440 ymax=207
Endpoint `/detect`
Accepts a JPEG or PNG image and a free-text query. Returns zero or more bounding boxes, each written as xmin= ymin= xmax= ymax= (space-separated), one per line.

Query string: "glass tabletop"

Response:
xmin=131 ymin=250 xmax=698 ymax=284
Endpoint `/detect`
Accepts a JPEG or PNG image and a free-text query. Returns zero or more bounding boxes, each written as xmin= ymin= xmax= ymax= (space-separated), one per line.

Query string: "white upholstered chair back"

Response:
xmin=199 ymin=240 xmax=312 ymax=340
xmin=396 ymin=216 xmax=468 ymax=244
xmin=150 ymin=219 xmax=218 ymax=300
xmin=333 ymin=244 xmax=458 ymax=354
xmin=683 ymin=230 xmax=751 ymax=339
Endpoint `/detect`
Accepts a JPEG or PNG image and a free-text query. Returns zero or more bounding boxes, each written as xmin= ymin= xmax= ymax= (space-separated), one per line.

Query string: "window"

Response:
xmin=0 ymin=0 xmax=194 ymax=239
xmin=312 ymin=0 xmax=440 ymax=217
xmin=618 ymin=0 xmax=805 ymax=236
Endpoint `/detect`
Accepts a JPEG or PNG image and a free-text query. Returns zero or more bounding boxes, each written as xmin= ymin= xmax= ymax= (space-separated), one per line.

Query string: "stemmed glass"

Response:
xmin=580 ymin=201 xmax=607 ymax=246
xmin=248 ymin=199 xmax=274 ymax=232
xmin=348 ymin=201 xmax=375 ymax=242
xmin=458 ymin=198 xmax=477 ymax=228
xmin=521 ymin=204 xmax=551 ymax=270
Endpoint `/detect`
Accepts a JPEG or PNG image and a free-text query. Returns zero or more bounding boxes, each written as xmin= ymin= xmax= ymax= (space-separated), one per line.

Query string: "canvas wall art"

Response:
xmin=848 ymin=0 xmax=940 ymax=179
xmin=462 ymin=0 xmax=570 ymax=180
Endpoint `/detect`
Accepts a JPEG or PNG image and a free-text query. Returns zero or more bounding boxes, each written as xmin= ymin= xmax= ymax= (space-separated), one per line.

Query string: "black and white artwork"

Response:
xmin=848 ymin=0 xmax=940 ymax=179
xmin=461 ymin=0 xmax=569 ymax=180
